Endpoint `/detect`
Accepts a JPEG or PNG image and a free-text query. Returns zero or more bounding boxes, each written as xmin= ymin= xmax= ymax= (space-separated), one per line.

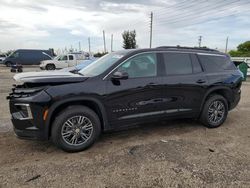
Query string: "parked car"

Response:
xmin=3 ymin=49 xmax=54 ymax=66
xmin=0 ymin=54 xmax=7 ymax=62
xmin=7 ymin=47 xmax=242 ymax=152
xmin=40 ymin=53 xmax=88 ymax=70
xmin=13 ymin=59 xmax=96 ymax=82
xmin=59 ymin=59 xmax=96 ymax=72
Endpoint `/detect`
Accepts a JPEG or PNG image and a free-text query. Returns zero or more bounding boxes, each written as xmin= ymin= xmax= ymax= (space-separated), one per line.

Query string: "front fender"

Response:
xmin=44 ymin=96 xmax=109 ymax=139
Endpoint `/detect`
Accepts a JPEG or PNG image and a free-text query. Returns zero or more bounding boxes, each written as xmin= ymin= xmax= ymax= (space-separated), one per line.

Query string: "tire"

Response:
xmin=51 ymin=105 xmax=101 ymax=152
xmin=46 ymin=64 xmax=55 ymax=70
xmin=200 ymin=95 xmax=228 ymax=128
xmin=5 ymin=61 xmax=12 ymax=67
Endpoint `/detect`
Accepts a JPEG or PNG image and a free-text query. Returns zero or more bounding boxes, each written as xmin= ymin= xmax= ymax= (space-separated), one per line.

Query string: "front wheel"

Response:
xmin=51 ymin=106 xmax=101 ymax=152
xmin=200 ymin=95 xmax=228 ymax=128
xmin=5 ymin=61 xmax=12 ymax=67
xmin=46 ymin=64 xmax=55 ymax=70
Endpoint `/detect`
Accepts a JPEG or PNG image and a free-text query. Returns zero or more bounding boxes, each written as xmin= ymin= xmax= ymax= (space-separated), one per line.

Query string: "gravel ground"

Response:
xmin=0 ymin=65 xmax=250 ymax=187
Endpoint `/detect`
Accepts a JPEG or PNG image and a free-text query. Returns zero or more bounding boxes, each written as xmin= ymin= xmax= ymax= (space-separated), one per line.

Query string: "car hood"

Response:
xmin=13 ymin=71 xmax=87 ymax=83
xmin=40 ymin=60 xmax=54 ymax=64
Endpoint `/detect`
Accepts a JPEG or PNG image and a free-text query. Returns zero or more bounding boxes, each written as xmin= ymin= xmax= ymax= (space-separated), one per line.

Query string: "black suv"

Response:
xmin=8 ymin=47 xmax=242 ymax=152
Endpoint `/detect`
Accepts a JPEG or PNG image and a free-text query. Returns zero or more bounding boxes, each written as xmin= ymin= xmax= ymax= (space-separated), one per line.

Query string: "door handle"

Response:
xmin=148 ymin=82 xmax=157 ymax=86
xmin=196 ymin=79 xmax=206 ymax=84
xmin=152 ymin=98 xmax=164 ymax=103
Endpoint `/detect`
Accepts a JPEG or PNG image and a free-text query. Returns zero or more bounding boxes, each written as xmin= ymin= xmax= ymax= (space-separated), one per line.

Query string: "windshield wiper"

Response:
xmin=69 ymin=70 xmax=84 ymax=76
xmin=76 ymin=71 xmax=84 ymax=76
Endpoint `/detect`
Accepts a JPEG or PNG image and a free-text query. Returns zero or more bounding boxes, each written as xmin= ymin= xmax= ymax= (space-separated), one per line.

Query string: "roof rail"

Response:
xmin=156 ymin=46 xmax=219 ymax=52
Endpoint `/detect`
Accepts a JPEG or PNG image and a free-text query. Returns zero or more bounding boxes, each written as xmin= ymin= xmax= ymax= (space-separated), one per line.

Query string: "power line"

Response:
xmin=155 ymin=0 xmax=206 ymax=16
xmin=156 ymin=0 xmax=239 ymax=21
xmin=155 ymin=0 xmax=240 ymax=25
xmin=153 ymin=12 xmax=237 ymax=30
xmin=126 ymin=1 xmax=199 ymax=28
xmin=153 ymin=3 xmax=248 ymax=27
xmin=155 ymin=0 xmax=199 ymax=14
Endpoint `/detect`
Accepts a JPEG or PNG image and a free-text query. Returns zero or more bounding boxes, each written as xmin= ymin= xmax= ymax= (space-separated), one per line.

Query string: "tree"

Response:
xmin=122 ymin=30 xmax=137 ymax=49
xmin=93 ymin=52 xmax=108 ymax=58
xmin=237 ymin=41 xmax=250 ymax=53
xmin=229 ymin=41 xmax=250 ymax=57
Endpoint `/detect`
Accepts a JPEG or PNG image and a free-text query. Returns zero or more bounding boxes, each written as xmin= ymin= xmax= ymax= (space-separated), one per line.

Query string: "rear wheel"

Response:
xmin=51 ymin=106 xmax=101 ymax=152
xmin=200 ymin=95 xmax=228 ymax=128
xmin=46 ymin=64 xmax=55 ymax=70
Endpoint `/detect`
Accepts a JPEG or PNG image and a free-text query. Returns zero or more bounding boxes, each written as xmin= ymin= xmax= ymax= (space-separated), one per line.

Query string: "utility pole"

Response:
xmin=225 ymin=36 xmax=229 ymax=53
xmin=198 ymin=36 xmax=202 ymax=48
xmin=78 ymin=41 xmax=81 ymax=52
xmin=88 ymin=37 xmax=91 ymax=54
xmin=149 ymin=12 xmax=153 ymax=48
xmin=103 ymin=30 xmax=107 ymax=53
xmin=111 ymin=34 xmax=113 ymax=52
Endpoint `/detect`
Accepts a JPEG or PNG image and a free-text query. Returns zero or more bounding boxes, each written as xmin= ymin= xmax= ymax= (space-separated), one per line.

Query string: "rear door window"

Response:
xmin=198 ymin=54 xmax=236 ymax=72
xmin=163 ymin=53 xmax=193 ymax=75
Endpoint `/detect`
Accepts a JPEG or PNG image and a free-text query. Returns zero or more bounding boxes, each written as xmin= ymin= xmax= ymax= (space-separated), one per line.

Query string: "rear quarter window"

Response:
xmin=198 ymin=54 xmax=236 ymax=72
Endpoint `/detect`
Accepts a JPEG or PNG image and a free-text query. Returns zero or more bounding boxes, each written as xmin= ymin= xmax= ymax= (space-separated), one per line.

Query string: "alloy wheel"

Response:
xmin=208 ymin=100 xmax=225 ymax=124
xmin=61 ymin=115 xmax=93 ymax=146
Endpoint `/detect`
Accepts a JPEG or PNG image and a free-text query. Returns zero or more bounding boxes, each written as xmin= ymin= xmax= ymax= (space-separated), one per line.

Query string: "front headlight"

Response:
xmin=12 ymin=103 xmax=33 ymax=120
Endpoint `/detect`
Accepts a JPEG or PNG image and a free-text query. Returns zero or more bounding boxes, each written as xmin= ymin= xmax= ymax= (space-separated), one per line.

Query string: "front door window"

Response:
xmin=117 ymin=53 xmax=157 ymax=78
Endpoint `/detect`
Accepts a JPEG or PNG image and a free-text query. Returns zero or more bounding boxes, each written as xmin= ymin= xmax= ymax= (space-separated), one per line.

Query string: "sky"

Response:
xmin=0 ymin=0 xmax=250 ymax=53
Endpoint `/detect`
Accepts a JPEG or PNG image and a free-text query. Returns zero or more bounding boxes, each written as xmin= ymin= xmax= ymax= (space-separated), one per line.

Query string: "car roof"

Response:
xmin=15 ymin=49 xmax=51 ymax=52
xmin=119 ymin=46 xmax=226 ymax=56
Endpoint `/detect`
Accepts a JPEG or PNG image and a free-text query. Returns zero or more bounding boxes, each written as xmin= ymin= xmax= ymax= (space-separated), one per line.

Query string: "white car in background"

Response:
xmin=13 ymin=59 xmax=96 ymax=83
xmin=40 ymin=53 xmax=88 ymax=70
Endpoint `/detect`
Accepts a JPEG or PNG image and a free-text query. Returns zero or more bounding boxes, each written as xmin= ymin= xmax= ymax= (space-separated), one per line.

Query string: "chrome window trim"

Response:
xmin=102 ymin=50 xmax=223 ymax=80
xmin=197 ymin=53 xmax=226 ymax=57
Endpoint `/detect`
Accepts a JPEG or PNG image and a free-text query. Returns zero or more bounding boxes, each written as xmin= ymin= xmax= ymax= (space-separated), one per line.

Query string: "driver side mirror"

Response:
xmin=111 ymin=71 xmax=129 ymax=80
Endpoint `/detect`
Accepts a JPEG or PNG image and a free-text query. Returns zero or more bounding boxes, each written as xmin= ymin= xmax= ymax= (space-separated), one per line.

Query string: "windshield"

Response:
xmin=9 ymin=51 xmax=19 ymax=58
xmin=56 ymin=55 xmax=68 ymax=61
xmin=53 ymin=55 xmax=60 ymax=60
xmin=79 ymin=52 xmax=126 ymax=77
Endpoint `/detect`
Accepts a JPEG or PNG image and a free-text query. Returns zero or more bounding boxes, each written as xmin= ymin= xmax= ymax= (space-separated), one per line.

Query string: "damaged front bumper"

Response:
xmin=7 ymin=85 xmax=52 ymax=140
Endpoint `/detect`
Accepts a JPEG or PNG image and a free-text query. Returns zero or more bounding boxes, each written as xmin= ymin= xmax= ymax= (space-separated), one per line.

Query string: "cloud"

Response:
xmin=0 ymin=0 xmax=250 ymax=52
xmin=70 ymin=29 xmax=84 ymax=36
